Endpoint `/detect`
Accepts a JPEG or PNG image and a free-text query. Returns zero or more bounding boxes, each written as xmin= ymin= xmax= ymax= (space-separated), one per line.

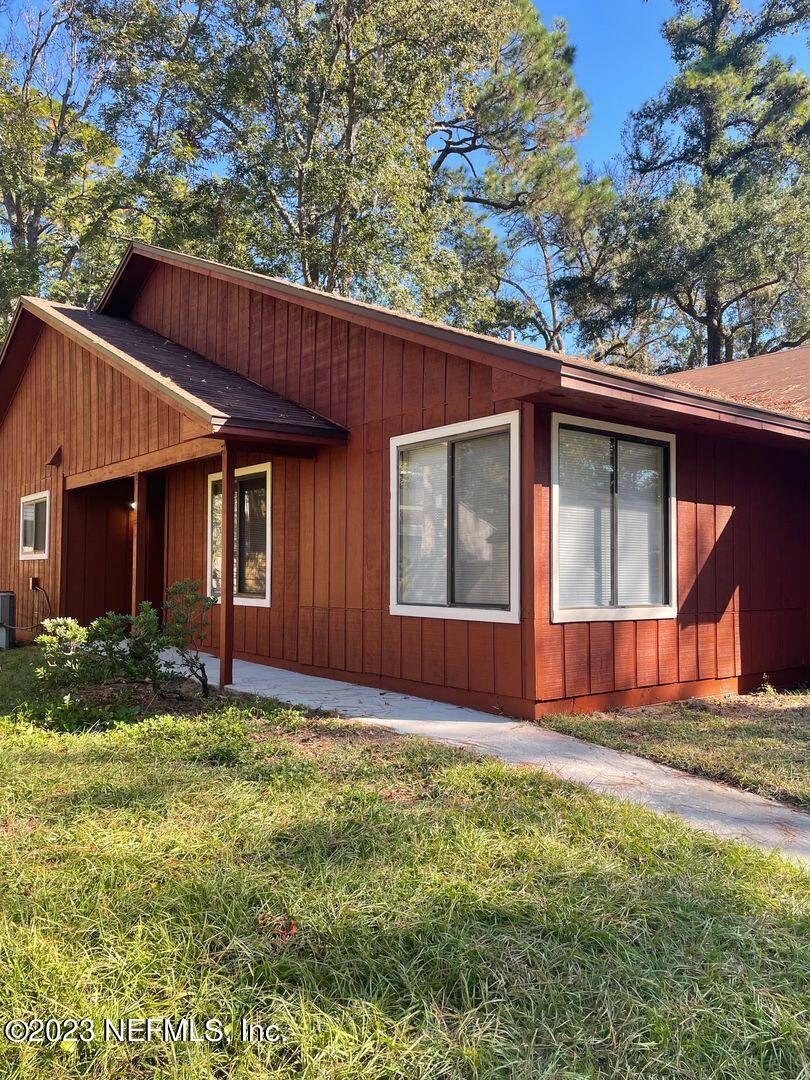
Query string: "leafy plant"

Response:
xmin=35 ymin=617 xmax=99 ymax=690
xmin=163 ymin=580 xmax=217 ymax=697
xmin=126 ymin=602 xmax=167 ymax=689
xmin=14 ymin=693 xmax=140 ymax=733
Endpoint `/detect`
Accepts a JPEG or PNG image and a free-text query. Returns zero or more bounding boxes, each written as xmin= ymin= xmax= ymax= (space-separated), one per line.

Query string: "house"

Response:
xmin=0 ymin=242 xmax=808 ymax=719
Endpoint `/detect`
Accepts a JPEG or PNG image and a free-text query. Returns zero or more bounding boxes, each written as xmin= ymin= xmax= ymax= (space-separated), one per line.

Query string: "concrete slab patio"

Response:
xmin=196 ymin=652 xmax=810 ymax=866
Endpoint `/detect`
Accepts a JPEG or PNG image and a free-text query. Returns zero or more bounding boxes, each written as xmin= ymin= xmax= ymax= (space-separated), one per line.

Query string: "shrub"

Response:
xmin=36 ymin=617 xmax=103 ymax=690
xmin=163 ymin=579 xmax=217 ymax=697
xmin=15 ymin=694 xmax=140 ymax=732
xmin=34 ymin=579 xmax=217 ymax=701
xmin=126 ymin=602 xmax=166 ymax=689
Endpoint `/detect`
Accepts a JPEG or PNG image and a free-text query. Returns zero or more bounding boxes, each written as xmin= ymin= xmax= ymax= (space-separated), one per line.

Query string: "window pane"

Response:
xmin=558 ymin=428 xmax=613 ymax=608
xmin=237 ymin=474 xmax=267 ymax=596
xmin=398 ymin=441 xmax=448 ymax=605
xmin=33 ymin=500 xmax=47 ymax=553
xmin=617 ymin=440 xmax=666 ymax=606
xmin=21 ymin=498 xmax=46 ymax=554
xmin=453 ymin=431 xmax=510 ymax=607
xmin=210 ymin=479 xmax=222 ymax=598
xmin=21 ymin=503 xmax=35 ymax=551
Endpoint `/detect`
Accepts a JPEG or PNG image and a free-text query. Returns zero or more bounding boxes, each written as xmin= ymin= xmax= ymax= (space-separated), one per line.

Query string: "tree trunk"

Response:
xmin=705 ymin=292 xmax=724 ymax=365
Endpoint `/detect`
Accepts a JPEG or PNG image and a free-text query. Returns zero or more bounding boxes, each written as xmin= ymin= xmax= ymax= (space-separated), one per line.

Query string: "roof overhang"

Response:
xmin=98 ymin=241 xmax=810 ymax=447
xmin=0 ymin=294 xmax=348 ymax=446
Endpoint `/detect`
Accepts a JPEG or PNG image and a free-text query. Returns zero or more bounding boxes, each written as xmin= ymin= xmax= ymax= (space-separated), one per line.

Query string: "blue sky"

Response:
xmin=541 ymin=0 xmax=810 ymax=169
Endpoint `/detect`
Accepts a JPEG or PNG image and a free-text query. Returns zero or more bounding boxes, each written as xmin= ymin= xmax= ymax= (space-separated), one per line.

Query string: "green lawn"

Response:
xmin=542 ymin=691 xmax=810 ymax=809
xmin=0 ymin=647 xmax=808 ymax=1078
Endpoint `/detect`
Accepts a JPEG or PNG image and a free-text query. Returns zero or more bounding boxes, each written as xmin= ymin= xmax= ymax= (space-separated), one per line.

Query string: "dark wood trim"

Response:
xmin=219 ymin=443 xmax=236 ymax=687
xmin=65 ymin=438 xmax=224 ymax=489
xmin=131 ymin=472 xmax=147 ymax=615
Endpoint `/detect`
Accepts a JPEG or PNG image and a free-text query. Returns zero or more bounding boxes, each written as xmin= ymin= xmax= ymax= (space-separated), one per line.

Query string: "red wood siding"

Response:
xmin=133 ymin=263 xmax=539 ymax=716
xmin=0 ymin=325 xmax=186 ymax=631
xmin=132 ymin=262 xmax=810 ymax=715
xmin=4 ymin=259 xmax=807 ymax=718
xmin=531 ymin=408 xmax=810 ymax=713
xmin=62 ymin=479 xmax=134 ymax=624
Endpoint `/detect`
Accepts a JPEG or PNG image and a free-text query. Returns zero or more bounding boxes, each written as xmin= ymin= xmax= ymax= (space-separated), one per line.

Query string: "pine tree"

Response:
xmin=627 ymin=0 xmax=809 ymax=365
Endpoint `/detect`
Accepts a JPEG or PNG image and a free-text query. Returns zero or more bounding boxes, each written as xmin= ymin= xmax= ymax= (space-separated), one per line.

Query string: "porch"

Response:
xmin=61 ymin=428 xmax=346 ymax=686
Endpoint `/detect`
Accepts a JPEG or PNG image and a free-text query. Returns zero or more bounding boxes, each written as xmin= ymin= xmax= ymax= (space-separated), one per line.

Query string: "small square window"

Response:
xmin=20 ymin=491 xmax=50 ymax=560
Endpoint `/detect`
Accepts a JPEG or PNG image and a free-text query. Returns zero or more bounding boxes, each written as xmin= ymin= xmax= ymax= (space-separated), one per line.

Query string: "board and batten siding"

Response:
xmin=0 ymin=324 xmax=187 ymax=631
xmin=132 ymin=262 xmax=540 ymax=717
xmin=132 ymin=261 xmax=809 ymax=716
xmin=532 ymin=408 xmax=810 ymax=712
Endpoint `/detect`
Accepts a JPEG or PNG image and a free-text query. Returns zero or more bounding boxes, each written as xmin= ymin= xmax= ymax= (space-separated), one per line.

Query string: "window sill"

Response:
xmin=19 ymin=552 xmax=48 ymax=561
xmin=390 ymin=602 xmax=520 ymax=624
xmin=212 ymin=596 xmax=271 ymax=608
xmin=551 ymin=604 xmax=677 ymax=624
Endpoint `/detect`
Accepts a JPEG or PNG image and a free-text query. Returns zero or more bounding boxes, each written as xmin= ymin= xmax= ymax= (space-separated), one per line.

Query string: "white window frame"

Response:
xmin=551 ymin=413 xmax=677 ymax=624
xmin=19 ymin=490 xmax=50 ymax=561
xmin=389 ymin=411 xmax=520 ymax=624
xmin=207 ymin=462 xmax=272 ymax=608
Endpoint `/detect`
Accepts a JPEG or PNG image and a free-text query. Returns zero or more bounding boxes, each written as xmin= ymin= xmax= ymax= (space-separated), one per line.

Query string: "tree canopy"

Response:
xmin=557 ymin=0 xmax=808 ymax=368
xmin=0 ymin=0 xmax=807 ymax=370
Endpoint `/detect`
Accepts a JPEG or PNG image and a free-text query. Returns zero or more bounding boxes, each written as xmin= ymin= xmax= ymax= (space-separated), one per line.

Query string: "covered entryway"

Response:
xmin=62 ymin=473 xmax=165 ymax=623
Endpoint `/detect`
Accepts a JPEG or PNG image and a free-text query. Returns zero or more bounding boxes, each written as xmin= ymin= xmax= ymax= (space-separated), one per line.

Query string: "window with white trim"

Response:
xmin=551 ymin=414 xmax=677 ymax=623
xmin=207 ymin=463 xmax=272 ymax=606
xmin=19 ymin=490 xmax=49 ymax=560
xmin=390 ymin=412 xmax=520 ymax=623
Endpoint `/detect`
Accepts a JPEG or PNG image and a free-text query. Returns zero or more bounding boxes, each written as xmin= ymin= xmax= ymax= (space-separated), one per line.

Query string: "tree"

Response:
xmin=608 ymin=0 xmax=809 ymax=366
xmin=0 ymin=0 xmax=591 ymax=335
xmin=171 ymin=0 xmax=588 ymax=326
xmin=0 ymin=0 xmax=209 ymax=325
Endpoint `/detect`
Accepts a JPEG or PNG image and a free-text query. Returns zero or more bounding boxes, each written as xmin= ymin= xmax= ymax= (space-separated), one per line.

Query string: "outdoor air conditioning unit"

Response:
xmin=0 ymin=592 xmax=15 ymax=650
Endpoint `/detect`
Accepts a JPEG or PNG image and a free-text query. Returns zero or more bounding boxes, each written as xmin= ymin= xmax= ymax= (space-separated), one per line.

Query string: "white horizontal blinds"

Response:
xmin=558 ymin=428 xmax=613 ymax=608
xmin=453 ymin=431 xmax=510 ymax=607
xmin=237 ymin=475 xmax=268 ymax=596
xmin=398 ymin=441 xmax=448 ymax=605
xmin=210 ymin=479 xmax=223 ymax=598
xmin=617 ymin=440 xmax=665 ymax=606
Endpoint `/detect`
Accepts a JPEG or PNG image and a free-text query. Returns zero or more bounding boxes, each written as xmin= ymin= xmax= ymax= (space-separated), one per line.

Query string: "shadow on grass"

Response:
xmin=2 ymin=727 xmax=808 ymax=1078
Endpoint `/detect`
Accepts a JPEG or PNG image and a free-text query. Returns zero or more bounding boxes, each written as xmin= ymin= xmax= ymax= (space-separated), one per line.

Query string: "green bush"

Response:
xmin=34 ymin=580 xmax=216 ymax=700
xmin=36 ymin=617 xmax=105 ymax=690
xmin=163 ymin=579 xmax=217 ymax=696
xmin=15 ymin=694 xmax=140 ymax=732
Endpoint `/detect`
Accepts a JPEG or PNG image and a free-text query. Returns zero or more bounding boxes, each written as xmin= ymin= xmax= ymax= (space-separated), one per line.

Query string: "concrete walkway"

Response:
xmin=198 ymin=653 xmax=810 ymax=865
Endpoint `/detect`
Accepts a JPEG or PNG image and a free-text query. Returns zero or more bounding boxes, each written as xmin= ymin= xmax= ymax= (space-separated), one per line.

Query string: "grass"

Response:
xmin=0 ymin=645 xmax=44 ymax=713
xmin=0 ymin=648 xmax=808 ymax=1078
xmin=541 ymin=690 xmax=810 ymax=809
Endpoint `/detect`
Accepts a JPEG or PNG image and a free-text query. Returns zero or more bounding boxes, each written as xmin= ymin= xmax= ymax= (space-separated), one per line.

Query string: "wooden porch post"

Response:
xmin=219 ymin=443 xmax=235 ymax=688
xmin=131 ymin=471 xmax=148 ymax=616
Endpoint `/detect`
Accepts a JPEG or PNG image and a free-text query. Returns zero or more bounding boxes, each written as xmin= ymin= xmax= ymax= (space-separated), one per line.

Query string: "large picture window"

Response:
xmin=551 ymin=415 xmax=676 ymax=623
xmin=390 ymin=412 xmax=520 ymax=623
xmin=207 ymin=463 xmax=271 ymax=607
xmin=19 ymin=490 xmax=50 ymax=560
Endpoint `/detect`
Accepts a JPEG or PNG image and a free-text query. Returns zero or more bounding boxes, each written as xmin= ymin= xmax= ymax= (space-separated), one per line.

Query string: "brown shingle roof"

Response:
xmin=661 ymin=346 xmax=810 ymax=420
xmin=18 ymin=299 xmax=347 ymax=440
